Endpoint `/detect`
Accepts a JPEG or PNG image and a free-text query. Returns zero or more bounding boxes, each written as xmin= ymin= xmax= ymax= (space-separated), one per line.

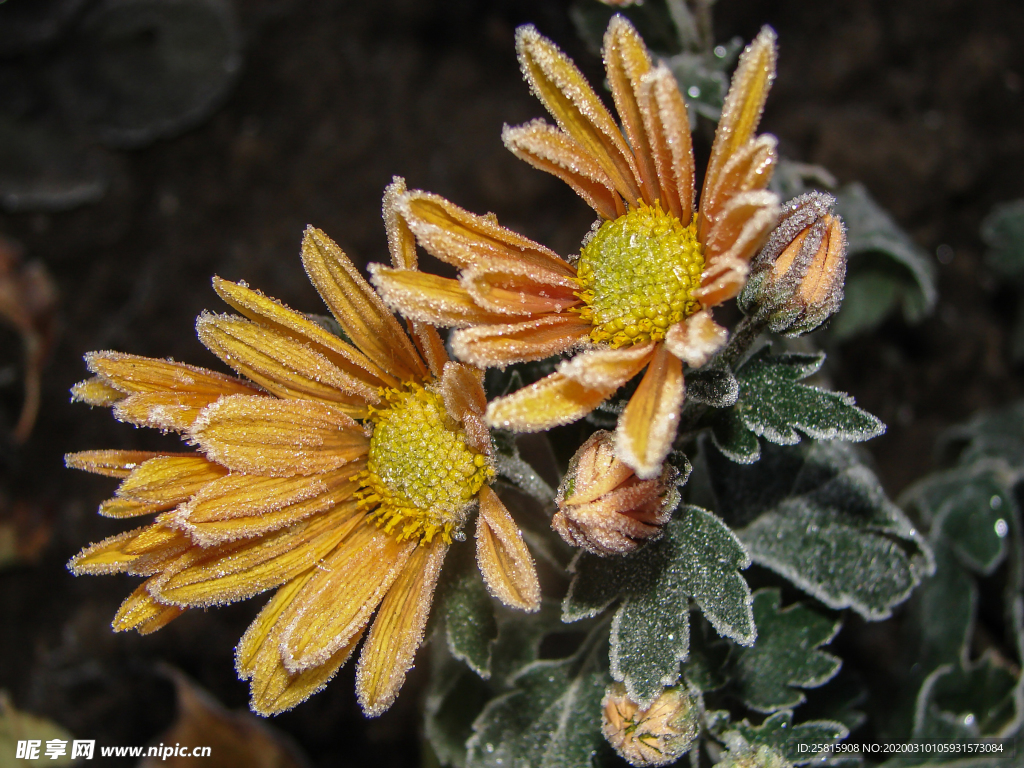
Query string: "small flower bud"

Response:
xmin=552 ymin=431 xmax=679 ymax=556
xmin=602 ymin=683 xmax=700 ymax=767
xmin=738 ymin=191 xmax=847 ymax=336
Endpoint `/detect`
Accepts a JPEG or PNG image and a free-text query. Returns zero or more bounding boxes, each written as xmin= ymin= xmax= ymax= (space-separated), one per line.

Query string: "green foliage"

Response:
xmin=438 ymin=544 xmax=499 ymax=679
xmin=708 ymin=440 xmax=933 ymax=620
xmin=563 ymin=507 xmax=755 ymax=707
xmin=728 ymin=711 xmax=849 ymax=766
xmin=710 ymin=348 xmax=884 ymax=463
xmin=730 ymin=589 xmax=842 ymax=713
xmin=982 ymin=199 xmax=1024 ymax=361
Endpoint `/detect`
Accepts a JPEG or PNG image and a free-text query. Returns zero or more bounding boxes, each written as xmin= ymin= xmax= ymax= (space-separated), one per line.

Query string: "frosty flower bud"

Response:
xmin=738 ymin=191 xmax=847 ymax=336
xmin=552 ymin=431 xmax=679 ymax=556
xmin=602 ymin=683 xmax=700 ymax=767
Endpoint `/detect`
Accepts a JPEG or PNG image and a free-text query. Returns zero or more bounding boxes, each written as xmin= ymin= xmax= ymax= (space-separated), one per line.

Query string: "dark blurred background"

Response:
xmin=0 ymin=0 xmax=1022 ymax=765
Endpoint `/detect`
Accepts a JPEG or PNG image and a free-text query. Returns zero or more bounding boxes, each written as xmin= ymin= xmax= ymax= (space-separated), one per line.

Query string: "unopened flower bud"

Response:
xmin=602 ymin=683 xmax=699 ymax=767
xmin=738 ymin=191 xmax=847 ymax=336
xmin=552 ymin=431 xmax=679 ymax=556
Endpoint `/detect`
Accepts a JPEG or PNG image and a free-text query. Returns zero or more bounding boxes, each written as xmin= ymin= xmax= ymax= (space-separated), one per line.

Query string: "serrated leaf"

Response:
xmin=732 ymin=589 xmax=842 ymax=713
xmin=731 ymin=711 xmax=850 ymax=767
xmin=682 ymin=621 xmax=731 ymax=693
xmin=708 ymin=440 xmax=933 ymax=620
xmin=830 ymin=182 xmax=937 ymax=340
xmin=563 ymin=507 xmax=755 ymax=706
xmin=425 ymin=643 xmax=493 ymax=768
xmin=982 ymin=199 xmax=1024 ymax=281
xmin=688 ymin=367 xmax=740 ymax=408
xmin=901 ymin=466 xmax=1012 ymax=575
xmin=710 ymin=407 xmax=761 ymax=464
xmin=730 ymin=348 xmax=885 ymax=448
xmin=439 ymin=544 xmax=499 ymax=678
xmin=465 ymin=632 xmax=609 ymax=768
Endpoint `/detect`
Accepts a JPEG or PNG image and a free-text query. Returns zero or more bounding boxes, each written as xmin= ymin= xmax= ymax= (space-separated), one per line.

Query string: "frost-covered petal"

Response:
xmin=114 ymin=455 xmax=227 ymax=503
xmin=84 ymin=350 xmax=255 ymax=398
xmin=702 ymin=135 xmax=777 ymax=228
xmin=189 ymin=395 xmax=369 ymax=478
xmin=112 ymin=581 xmax=184 ymax=635
xmin=65 ymin=449 xmax=172 ymax=479
xmin=71 ymin=376 xmax=126 ymax=406
xmin=638 ymin=64 xmax=695 ymax=222
xmin=356 ymin=539 xmax=448 ymax=716
xmin=615 ymin=343 xmax=684 ymax=479
xmin=439 ymin=361 xmax=491 ymax=455
xmin=450 ymin=314 xmax=591 ymax=369
xmin=558 ymin=342 xmax=654 ymax=389
xmin=699 ymin=190 xmax=781 ymax=305
xmin=664 ymin=311 xmax=728 ymax=368
xmin=300 ymin=226 xmax=427 ymax=382
xmin=475 ymin=485 xmax=540 ymax=611
xmin=461 ymin=261 xmax=580 ymax=316
xmin=369 ymin=265 xmax=515 ymax=327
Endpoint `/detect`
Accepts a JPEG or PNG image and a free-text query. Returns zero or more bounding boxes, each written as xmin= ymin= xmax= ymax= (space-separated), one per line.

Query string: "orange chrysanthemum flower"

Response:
xmin=66 ymin=211 xmax=540 ymax=717
xmin=371 ymin=17 xmax=781 ymax=477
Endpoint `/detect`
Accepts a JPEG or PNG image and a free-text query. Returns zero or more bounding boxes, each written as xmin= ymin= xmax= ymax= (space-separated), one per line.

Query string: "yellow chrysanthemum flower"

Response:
xmin=65 ymin=206 xmax=540 ymax=718
xmin=371 ymin=17 xmax=781 ymax=478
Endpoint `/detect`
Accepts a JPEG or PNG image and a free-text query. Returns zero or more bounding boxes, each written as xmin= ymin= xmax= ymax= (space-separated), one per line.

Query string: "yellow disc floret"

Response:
xmin=575 ymin=203 xmax=705 ymax=348
xmin=356 ymin=384 xmax=492 ymax=544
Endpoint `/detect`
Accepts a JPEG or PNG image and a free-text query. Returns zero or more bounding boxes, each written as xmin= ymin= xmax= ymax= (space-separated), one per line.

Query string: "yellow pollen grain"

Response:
xmin=355 ymin=384 xmax=491 ymax=544
xmin=574 ymin=204 xmax=705 ymax=348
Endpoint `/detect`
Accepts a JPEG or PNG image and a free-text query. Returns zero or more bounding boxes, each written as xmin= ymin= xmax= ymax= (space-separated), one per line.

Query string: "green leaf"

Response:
xmin=941 ymin=400 xmax=1024 ymax=470
xmin=688 ymin=366 xmax=740 ymax=408
xmin=711 ymin=408 xmax=762 ymax=464
xmin=901 ymin=466 xmax=1012 ymax=575
xmin=425 ymin=644 xmax=493 ymax=768
xmin=438 ymin=544 xmax=499 ymax=678
xmin=563 ymin=507 xmax=755 ymax=706
xmin=982 ymin=199 xmax=1024 ymax=281
xmin=732 ymin=589 xmax=842 ymax=713
xmin=914 ymin=653 xmax=1021 ymax=741
xmin=730 ymin=711 xmax=850 ymax=767
xmin=708 ymin=439 xmax=933 ymax=620
xmin=465 ymin=631 xmax=610 ymax=768
xmin=727 ymin=348 xmax=885 ymax=449
xmin=830 ymin=182 xmax=937 ymax=340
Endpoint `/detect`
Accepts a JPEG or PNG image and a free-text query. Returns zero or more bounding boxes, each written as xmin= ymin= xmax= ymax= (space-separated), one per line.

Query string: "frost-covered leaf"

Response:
xmin=712 ymin=348 xmax=884 ymax=460
xmin=708 ymin=440 xmax=933 ymax=620
xmin=941 ymin=401 xmax=1024 ymax=473
xmin=682 ymin=620 xmax=731 ymax=693
xmin=901 ymin=466 xmax=1012 ymax=575
xmin=465 ymin=632 xmax=609 ymax=768
xmin=908 ymin=541 xmax=976 ymax=674
xmin=982 ymin=199 xmax=1024 ymax=281
xmin=730 ymin=711 xmax=850 ymax=767
xmin=439 ymin=544 xmax=499 ymax=678
xmin=830 ymin=182 xmax=937 ymax=340
xmin=688 ymin=366 xmax=740 ymax=408
xmin=914 ymin=654 xmax=1021 ymax=741
xmin=563 ymin=507 xmax=755 ymax=706
xmin=731 ymin=589 xmax=842 ymax=713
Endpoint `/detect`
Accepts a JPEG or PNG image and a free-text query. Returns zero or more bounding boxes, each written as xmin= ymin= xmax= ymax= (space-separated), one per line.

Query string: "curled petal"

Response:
xmin=439 ymin=361 xmax=491 ymax=456
xmin=702 ymin=135 xmax=777 ymax=228
xmin=356 ymin=539 xmax=448 ymax=716
xmin=301 ymin=226 xmax=427 ymax=382
xmin=502 ymin=122 xmax=624 ymax=220
xmin=189 ymin=395 xmax=368 ymax=478
xmin=369 ymin=265 xmax=515 ymax=328
xmin=558 ymin=342 xmax=654 ymax=389
xmin=461 ymin=261 xmax=580 ymax=316
xmin=450 ymin=314 xmax=591 ymax=369
xmin=638 ymin=64 xmax=695 ymax=222
xmin=516 ymin=25 xmax=641 ymax=206
xmin=615 ymin=343 xmax=684 ymax=479
xmin=664 ymin=311 xmax=728 ymax=368
xmin=701 ymin=189 xmax=781 ymax=291
xmin=475 ymin=485 xmax=540 ymax=611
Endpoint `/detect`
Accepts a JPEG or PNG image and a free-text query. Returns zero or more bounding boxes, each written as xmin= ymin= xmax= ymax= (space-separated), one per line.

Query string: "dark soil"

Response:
xmin=0 ymin=1 xmax=1021 ymax=765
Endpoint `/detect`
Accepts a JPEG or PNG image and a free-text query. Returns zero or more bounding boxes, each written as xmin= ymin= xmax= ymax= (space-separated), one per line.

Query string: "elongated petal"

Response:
xmin=461 ymin=261 xmax=580 ymax=315
xmin=663 ymin=311 xmax=728 ymax=368
xmin=410 ymin=322 xmax=448 ymax=379
xmin=516 ymin=25 xmax=641 ymax=206
xmin=176 ymin=465 xmax=363 ymax=545
xmin=702 ymin=135 xmax=777 ymax=227
xmin=383 ymin=176 xmax=420 ymax=270
xmin=604 ymin=16 xmax=660 ymax=205
xmin=369 ymin=265 xmax=516 ymax=327
xmin=280 ymin=525 xmax=415 ymax=673
xmin=154 ymin=505 xmax=363 ymax=607
xmin=439 ymin=362 xmax=490 ymax=455
xmin=70 ymin=376 xmax=126 ymax=406
xmin=99 ymin=498 xmax=171 ymax=519
xmin=699 ymin=190 xmax=780 ymax=304
xmin=190 ymin=395 xmax=369 ymax=478
xmin=197 ymin=311 xmax=376 ymax=413
xmin=301 ymin=226 xmax=427 ymax=381
xmin=475 ymin=485 xmax=540 ymax=611
xmin=112 ymin=391 xmax=236 ymax=433
xmin=112 ymin=581 xmax=184 ymax=634
xmin=212 ymin=277 xmax=396 ymax=389
xmin=557 ymin=342 xmax=654 ymax=389
xmin=68 ymin=524 xmax=187 ymax=576
xmin=356 ymin=539 xmax=448 ymax=716
xmin=237 ymin=572 xmax=363 ymax=716
xmin=615 ymin=343 xmax=684 ymax=479
xmin=116 ymin=455 xmax=227 ymax=503
xmin=450 ymin=314 xmax=591 ymax=369
xmin=85 ymin=351 xmax=256 ymax=397
xmin=502 ymin=121 xmax=624 ymax=220
xmin=701 ymin=27 xmax=777 ymax=227
xmin=392 ymin=187 xmax=575 ymax=277
xmin=639 ymin=64 xmax=695 ymax=221
xmin=65 ymin=450 xmax=171 ymax=479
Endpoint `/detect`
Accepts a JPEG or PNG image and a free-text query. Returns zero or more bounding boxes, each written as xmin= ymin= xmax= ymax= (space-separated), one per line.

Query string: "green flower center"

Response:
xmin=575 ymin=204 xmax=704 ymax=348
xmin=358 ymin=385 xmax=491 ymax=543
